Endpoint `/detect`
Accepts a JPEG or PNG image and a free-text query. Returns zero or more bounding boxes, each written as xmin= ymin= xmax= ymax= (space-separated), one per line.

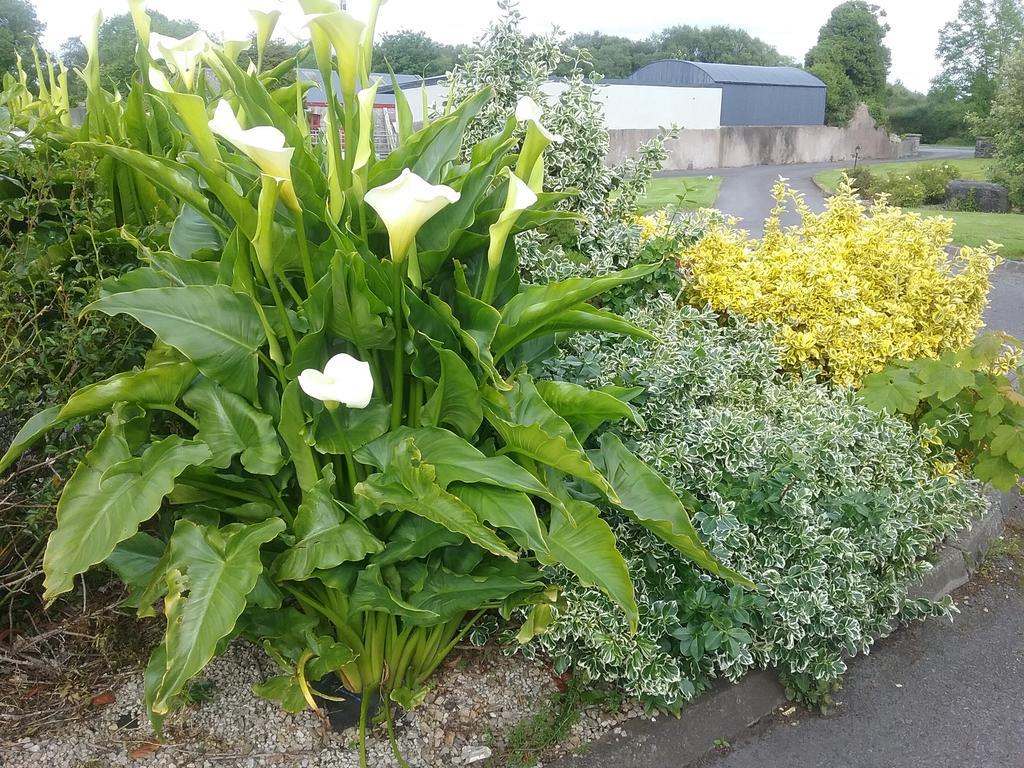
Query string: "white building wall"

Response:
xmin=395 ymin=80 xmax=722 ymax=130
xmin=540 ymin=81 xmax=722 ymax=130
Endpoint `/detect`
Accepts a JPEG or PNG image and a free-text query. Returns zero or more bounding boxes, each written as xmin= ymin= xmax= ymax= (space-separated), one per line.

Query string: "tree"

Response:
xmin=805 ymin=1 xmax=891 ymax=124
xmin=935 ymin=0 xmax=1023 ymax=117
xmin=887 ymin=82 xmax=971 ymax=143
xmin=650 ymin=25 xmax=796 ymax=68
xmin=59 ymin=12 xmax=200 ymax=100
xmin=555 ymin=32 xmax=650 ymax=78
xmin=0 ymin=0 xmax=44 ymax=79
xmin=989 ymin=45 xmax=1024 ymax=206
xmin=371 ymin=30 xmax=463 ymax=76
xmin=809 ymin=59 xmax=859 ymax=126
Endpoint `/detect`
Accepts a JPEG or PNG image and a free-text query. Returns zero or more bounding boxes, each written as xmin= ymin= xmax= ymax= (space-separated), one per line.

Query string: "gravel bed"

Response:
xmin=1 ymin=640 xmax=641 ymax=767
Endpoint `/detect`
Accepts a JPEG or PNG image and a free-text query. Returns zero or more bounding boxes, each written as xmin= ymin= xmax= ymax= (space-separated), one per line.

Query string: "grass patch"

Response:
xmin=814 ymin=158 xmax=994 ymax=194
xmin=485 ymin=677 xmax=623 ymax=767
xmin=638 ymin=175 xmax=722 ymax=211
xmin=908 ymin=208 xmax=1024 ymax=259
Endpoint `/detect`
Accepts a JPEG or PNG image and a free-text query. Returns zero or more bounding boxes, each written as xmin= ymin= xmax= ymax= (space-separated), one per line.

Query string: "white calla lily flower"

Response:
xmin=302 ymin=10 xmax=366 ymax=99
xmin=514 ymin=95 xmax=563 ymax=192
xmin=222 ymin=38 xmax=252 ymax=62
xmin=515 ymin=95 xmax=563 ymax=144
xmin=149 ymin=31 xmax=211 ymax=90
xmin=482 ymin=172 xmax=537 ymax=301
xmin=249 ymin=1 xmax=284 ymax=68
xmin=81 ymin=9 xmax=103 ymax=94
xmin=298 ymin=353 xmax=374 ymax=410
xmin=209 ymin=100 xmax=298 ymax=208
xmin=365 ymin=169 xmax=460 ymax=263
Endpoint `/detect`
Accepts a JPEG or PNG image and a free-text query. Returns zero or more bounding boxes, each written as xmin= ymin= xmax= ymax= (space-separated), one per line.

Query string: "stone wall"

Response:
xmin=607 ymin=104 xmax=918 ymax=170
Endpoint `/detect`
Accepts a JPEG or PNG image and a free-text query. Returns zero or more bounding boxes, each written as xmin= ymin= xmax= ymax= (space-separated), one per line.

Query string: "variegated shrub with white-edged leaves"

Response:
xmin=0 ymin=2 xmax=749 ymax=764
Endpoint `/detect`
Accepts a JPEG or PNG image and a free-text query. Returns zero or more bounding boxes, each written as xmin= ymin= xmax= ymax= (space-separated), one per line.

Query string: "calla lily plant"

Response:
xmin=1 ymin=3 xmax=751 ymax=766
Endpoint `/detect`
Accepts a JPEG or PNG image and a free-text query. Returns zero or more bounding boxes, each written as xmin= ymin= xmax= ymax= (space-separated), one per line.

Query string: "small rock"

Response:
xmin=461 ymin=745 xmax=492 ymax=764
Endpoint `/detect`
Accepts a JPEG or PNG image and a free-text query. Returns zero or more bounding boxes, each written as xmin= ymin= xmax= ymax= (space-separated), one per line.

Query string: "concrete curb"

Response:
xmin=552 ymin=488 xmax=1020 ymax=768
xmin=996 ymin=258 xmax=1024 ymax=276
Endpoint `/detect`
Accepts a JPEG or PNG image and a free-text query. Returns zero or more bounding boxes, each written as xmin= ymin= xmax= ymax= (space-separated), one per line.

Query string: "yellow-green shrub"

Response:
xmin=676 ymin=181 xmax=998 ymax=386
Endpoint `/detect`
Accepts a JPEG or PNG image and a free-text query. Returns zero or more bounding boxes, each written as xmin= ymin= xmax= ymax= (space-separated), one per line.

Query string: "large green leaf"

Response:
xmin=327 ymin=249 xmax=394 ymax=350
xmin=541 ymin=497 xmax=637 ymax=630
xmin=590 ymin=433 xmax=752 ymax=588
xmin=150 ymin=518 xmax=285 ymax=714
xmin=370 ymin=87 xmax=491 ymax=185
xmin=311 ymin=402 xmax=390 ymax=455
xmin=355 ymin=426 xmax=550 ymax=498
xmin=404 ymin=560 xmax=542 ymax=624
xmin=279 ymin=382 xmax=318 ymax=492
xmin=61 ymin=362 xmax=199 ymax=423
xmin=0 ymin=406 xmax=61 ymax=474
xmin=88 ymin=286 xmax=267 ymax=402
xmin=105 ymin=532 xmax=166 ymax=587
xmin=349 ymin=563 xmax=440 ymax=621
xmin=372 ymin=515 xmax=465 ymax=567
xmin=80 ymin=143 xmax=226 ymax=234
xmin=184 ymin=378 xmax=284 ymax=474
xmin=492 ymin=262 xmax=661 ymax=359
xmin=450 ymin=483 xmax=546 ymax=553
xmin=274 ymin=466 xmax=384 ymax=581
xmin=535 ymin=380 xmax=642 ymax=441
xmin=419 ymin=344 xmax=483 ymax=438
xmin=356 ymin=438 xmax=517 ymax=560
xmin=170 ymin=203 xmax=224 ymax=259
xmin=42 ymin=410 xmax=211 ymax=603
xmin=483 ymin=377 xmax=618 ymax=502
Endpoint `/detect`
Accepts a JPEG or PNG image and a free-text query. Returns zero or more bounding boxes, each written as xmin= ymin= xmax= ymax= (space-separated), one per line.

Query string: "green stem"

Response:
xmin=418 ymin=611 xmax=484 ymax=685
xmin=282 ymin=584 xmax=364 ymax=654
xmin=407 ymin=378 xmax=422 ymax=428
xmin=390 ymin=265 xmax=405 ymax=430
xmin=293 ymin=207 xmax=315 ymax=294
xmin=481 ymin=265 xmax=500 ymax=306
xmin=259 ymin=477 xmax=293 ymax=525
xmin=152 ymin=404 xmax=199 ymax=430
xmin=277 ymin=268 xmax=305 ymax=306
xmin=266 ymin=271 xmax=298 ymax=353
xmin=384 ymin=694 xmax=410 ymax=768
xmin=358 ymin=685 xmax=375 ymax=768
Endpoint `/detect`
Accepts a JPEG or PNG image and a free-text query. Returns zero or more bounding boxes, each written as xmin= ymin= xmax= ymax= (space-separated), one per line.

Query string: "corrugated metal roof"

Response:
xmin=631 ymin=60 xmax=825 ymax=88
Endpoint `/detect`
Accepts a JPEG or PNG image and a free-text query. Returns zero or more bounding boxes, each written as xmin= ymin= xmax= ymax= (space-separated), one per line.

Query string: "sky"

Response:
xmin=32 ymin=0 xmax=963 ymax=92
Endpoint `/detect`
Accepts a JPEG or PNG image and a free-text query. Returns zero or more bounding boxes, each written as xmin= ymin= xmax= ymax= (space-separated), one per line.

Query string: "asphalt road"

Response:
xmin=663 ymin=146 xmax=975 ymax=236
xmin=672 ymin=150 xmax=1024 ymax=768
xmin=696 ymin=564 xmax=1024 ymax=768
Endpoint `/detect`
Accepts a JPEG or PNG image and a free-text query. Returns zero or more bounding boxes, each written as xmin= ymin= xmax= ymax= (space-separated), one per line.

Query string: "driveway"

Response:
xmin=662 ymin=147 xmax=1022 ymax=340
xmin=662 ymin=146 xmax=974 ymax=236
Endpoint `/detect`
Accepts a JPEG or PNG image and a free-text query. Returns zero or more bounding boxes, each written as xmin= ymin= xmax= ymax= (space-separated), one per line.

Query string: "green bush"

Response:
xmin=874 ymin=171 xmax=927 ymax=206
xmin=0 ymin=130 xmax=148 ymax=615
xmin=913 ymin=162 xmax=962 ymax=203
xmin=841 ymin=165 xmax=874 ymax=197
xmin=527 ymin=298 xmax=986 ymax=710
xmin=860 ymin=332 xmax=1024 ymax=492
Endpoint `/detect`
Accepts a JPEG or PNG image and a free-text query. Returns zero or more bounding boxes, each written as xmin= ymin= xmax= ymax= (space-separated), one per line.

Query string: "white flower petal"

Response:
xmin=298 ymin=369 xmax=338 ymax=403
xmin=323 ymin=353 xmax=374 ymax=408
xmin=210 ymin=101 xmax=294 ymax=182
xmin=365 ymin=169 xmax=460 ymax=259
xmin=515 ymin=96 xmax=543 ymax=124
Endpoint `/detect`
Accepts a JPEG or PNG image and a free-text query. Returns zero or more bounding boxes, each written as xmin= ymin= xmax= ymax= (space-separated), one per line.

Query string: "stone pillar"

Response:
xmin=904 ymin=133 xmax=921 ymax=155
xmin=975 ymin=137 xmax=995 ymax=158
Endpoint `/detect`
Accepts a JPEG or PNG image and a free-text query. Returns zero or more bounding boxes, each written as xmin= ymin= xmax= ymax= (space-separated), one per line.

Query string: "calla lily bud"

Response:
xmin=352 ymin=80 xmax=381 ymax=174
xmin=81 ymin=9 xmax=103 ymax=94
xmin=149 ymin=31 xmax=212 ymax=91
xmin=222 ymin=38 xmax=252 ymax=63
xmin=209 ymin=100 xmax=299 ymax=210
xmin=514 ymin=95 xmax=564 ymax=192
xmin=128 ymin=0 xmax=151 ymax=49
xmin=299 ymin=353 xmax=374 ymax=411
xmin=249 ymin=1 xmax=283 ymax=69
xmin=302 ymin=10 xmax=365 ymax=103
xmin=364 ymin=169 xmax=460 ymax=263
xmin=488 ymin=171 xmax=538 ymax=271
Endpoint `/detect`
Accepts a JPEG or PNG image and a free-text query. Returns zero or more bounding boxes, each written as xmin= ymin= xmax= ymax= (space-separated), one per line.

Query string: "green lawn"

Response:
xmin=814 ymin=157 xmax=994 ymax=194
xmin=813 ymin=158 xmax=1023 ymax=259
xmin=637 ymin=175 xmax=722 ymax=211
xmin=910 ymin=208 xmax=1024 ymax=259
